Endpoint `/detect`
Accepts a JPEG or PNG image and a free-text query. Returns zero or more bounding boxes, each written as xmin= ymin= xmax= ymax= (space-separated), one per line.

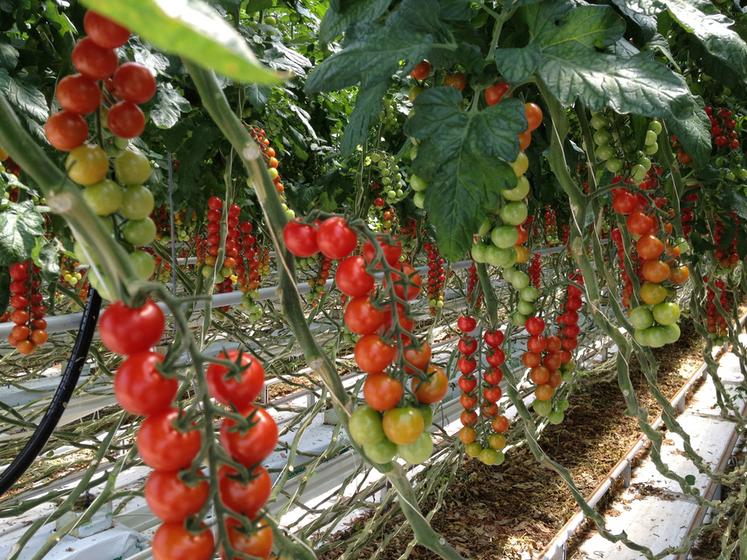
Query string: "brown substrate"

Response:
xmin=321 ymin=321 xmax=708 ymax=560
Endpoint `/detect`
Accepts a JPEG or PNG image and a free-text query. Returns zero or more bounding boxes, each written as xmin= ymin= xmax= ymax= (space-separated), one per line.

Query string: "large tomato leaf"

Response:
xmin=0 ymin=69 xmax=48 ymax=123
xmin=405 ymin=88 xmax=526 ymax=260
xmin=0 ymin=200 xmax=44 ymax=266
xmin=80 ymin=0 xmax=281 ymax=84
xmin=150 ymin=83 xmax=191 ymax=129
xmin=341 ymin=80 xmax=388 ymax=156
xmin=495 ymin=2 xmax=710 ymax=165
xmin=319 ymin=0 xmax=392 ymax=43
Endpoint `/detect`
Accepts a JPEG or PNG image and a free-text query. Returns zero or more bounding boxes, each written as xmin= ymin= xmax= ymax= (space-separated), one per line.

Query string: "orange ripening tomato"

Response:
xmin=535 ymin=384 xmax=554 ymax=401
xmin=411 ymin=365 xmax=448 ymax=404
xmin=670 ymin=265 xmax=690 ymax=284
xmin=636 ymin=235 xmax=664 ymax=260
xmin=459 ymin=426 xmax=476 ymax=444
xmin=518 ymin=130 xmax=532 ymax=150
xmin=641 ymin=260 xmax=671 ymax=283
xmin=524 ymin=102 xmax=543 ymax=131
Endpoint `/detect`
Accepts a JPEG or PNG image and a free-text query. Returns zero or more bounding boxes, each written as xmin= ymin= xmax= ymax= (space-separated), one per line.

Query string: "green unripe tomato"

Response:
xmin=662 ymin=323 xmax=681 ymax=344
xmin=502 ymin=176 xmax=530 ymax=201
xmin=517 ymin=300 xmax=535 ymax=315
xmin=471 ymin=242 xmax=489 ymax=263
xmin=123 ymin=217 xmax=157 ymax=246
xmin=83 ymin=179 xmax=123 ymax=216
xmin=533 ymin=399 xmax=552 ymax=417
xmin=520 ymin=286 xmax=540 ymax=302
xmin=418 ymin=406 xmax=433 ymax=428
xmin=596 ymin=145 xmax=614 ymax=161
xmin=413 ymin=191 xmax=425 ymax=209
xmin=486 ymin=246 xmax=516 ymax=268
xmin=465 ymin=443 xmax=483 ymax=458
xmin=491 ymin=225 xmax=519 ymax=249
xmin=478 ymin=448 xmax=504 ymax=465
xmin=478 ymin=218 xmax=492 ymax=237
xmin=88 ymin=272 xmax=113 ymax=301
xmin=410 ymin=174 xmax=428 ymax=191
xmin=547 ymin=410 xmax=564 ymax=425
xmin=629 ymin=306 xmax=654 ymax=330
xmin=398 ymin=433 xmax=433 ymax=465
xmin=350 ymin=406 xmax=386 ymax=445
xmin=119 ymin=185 xmax=155 ymax=220
xmin=652 ymin=302 xmax=680 ymax=326
xmin=510 ymin=270 xmax=530 ymax=290
xmin=639 ymin=156 xmax=652 ymax=172
xmin=648 ymin=120 xmax=662 ymax=135
xmin=606 ymin=158 xmax=623 ymax=173
xmin=590 ymin=114 xmax=607 ymax=130
xmin=511 ymin=152 xmax=529 ymax=177
xmin=264 ymin=15 xmax=277 ymax=25
xmin=499 ymin=202 xmax=528 ymax=226
xmin=644 ymin=142 xmax=659 ymax=155
xmin=593 ymin=129 xmax=610 ymax=145
xmin=558 ymin=399 xmax=570 ymax=412
xmin=511 ymin=311 xmax=527 ymax=327
xmin=364 ymin=439 xmax=397 ymax=464
xmin=113 ymin=137 xmax=129 ymax=150
xmin=644 ymin=130 xmax=658 ymax=147
xmin=129 ymin=250 xmax=155 ymax=280
xmin=114 ymin=150 xmax=152 ymax=185
xmin=631 ymin=164 xmax=647 ymax=183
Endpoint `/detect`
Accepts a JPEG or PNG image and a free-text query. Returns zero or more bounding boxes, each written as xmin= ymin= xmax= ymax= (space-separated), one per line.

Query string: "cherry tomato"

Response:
xmin=382 ymin=406 xmax=424 ymax=444
xmin=83 ymin=11 xmax=131 ymax=48
xmin=403 ymin=341 xmax=431 ymax=374
xmin=283 ymin=220 xmax=318 ymax=257
xmin=484 ymin=82 xmax=509 ymax=106
xmin=457 ymin=315 xmax=476 ymax=332
xmin=530 ymin=366 xmax=550 ymax=385
xmin=458 ymin=375 xmax=476 ymax=393
xmin=99 ymin=298 xmax=165 ymax=355
xmin=545 ymin=335 xmax=562 ymax=352
xmin=527 ymin=335 xmax=547 ymax=354
xmin=410 ymin=60 xmax=431 ymax=80
xmin=460 ymin=393 xmax=477 ymax=410
xmin=457 ymin=337 xmax=478 ymax=355
xmin=412 ymin=365 xmax=448 ymax=404
xmin=518 ymin=129 xmax=532 ymax=150
xmin=56 ymin=74 xmax=101 ymax=114
xmin=10 ymin=309 xmax=29 ymax=325
xmin=535 ymin=384 xmax=554 ymax=401
xmin=362 ymin=236 xmax=402 ymax=267
xmin=522 ymin=351 xmax=541 ymax=368
xmin=344 ymin=297 xmax=387 ymax=335
xmin=115 ymin=149 xmax=152 ymax=185
xmin=108 ymin=101 xmax=145 ymax=138
xmin=525 ymin=316 xmax=545 ymax=336
xmin=120 ymin=185 xmax=155 ymax=220
xmin=487 ymin=349 xmax=505 ymax=367
xmin=483 ymin=386 xmax=502 ymax=403
xmin=612 ymin=189 xmax=636 ymax=215
xmin=152 ymin=522 xmax=214 ymax=560
xmin=136 ymin=409 xmax=201 ymax=470
xmin=206 ymin=349 xmax=264 ymax=409
xmin=670 ymin=265 xmax=690 ymax=284
xmin=626 ymin=212 xmax=655 ymax=236
xmin=457 ymin=357 xmax=476 ymax=374
xmin=354 ymin=334 xmax=395 ymax=374
xmin=336 ymin=256 xmax=374 ymax=297
xmin=222 ymin=518 xmax=273 ymax=560
xmin=636 ymin=235 xmax=665 ymax=260
xmin=218 ymin=466 xmax=271 ymax=519
xmin=15 ymin=340 xmax=35 ymax=355
xmin=316 ymin=217 xmax=357 ymax=260
xmin=459 ymin=426 xmax=476 ymax=444
xmin=483 ymin=330 xmax=504 ymax=347
xmin=363 ymin=373 xmax=403 ymax=411
xmin=389 ymin=263 xmax=422 ymax=300
xmin=484 ymin=368 xmax=503 ymax=385
xmin=145 ymin=470 xmax=209 ymax=523
xmin=444 ymin=72 xmax=467 ymax=91
xmin=492 ymin=415 xmax=509 ymax=433
xmin=72 ymin=37 xmax=118 ymax=80
xmin=543 ymin=352 xmax=562 ymax=372
xmin=220 ymin=406 xmax=278 ymax=467
xmin=641 ymin=260 xmax=670 ymax=283
xmin=114 ymin=351 xmax=176 ymax=416
xmin=113 ymin=62 xmax=156 ymax=103
xmin=461 ymin=410 xmax=478 ymax=426
xmin=524 ymin=102 xmax=543 ymax=131
xmin=65 ymin=144 xmax=108 ymax=185
xmin=45 ymin=111 xmax=88 ymax=151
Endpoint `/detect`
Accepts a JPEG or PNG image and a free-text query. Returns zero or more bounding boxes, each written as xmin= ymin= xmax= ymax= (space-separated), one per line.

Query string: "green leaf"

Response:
xmin=0 ymin=266 xmax=8 ymax=316
xmin=319 ymin=0 xmax=392 ymax=43
xmin=341 ymin=81 xmax=388 ymax=156
xmin=0 ymin=42 xmax=18 ymax=70
xmin=150 ymin=83 xmax=191 ymax=129
xmin=0 ymin=69 xmax=48 ymax=122
xmin=405 ymin=88 xmax=527 ymax=259
xmin=79 ymin=0 xmax=282 ymax=84
xmin=534 ymin=5 xmax=624 ymax=49
xmin=263 ymin=42 xmax=312 ymax=76
xmin=665 ymin=105 xmax=710 ymax=165
xmin=0 ymin=200 xmax=44 ymax=265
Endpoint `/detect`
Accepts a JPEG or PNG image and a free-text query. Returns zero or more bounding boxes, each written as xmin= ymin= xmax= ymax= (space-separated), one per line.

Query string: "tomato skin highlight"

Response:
xmin=218 ymin=466 xmax=272 ymax=519
xmin=144 ymin=470 xmax=209 ymax=523
xmin=114 ymin=351 xmax=176 ymax=416
xmin=99 ymin=299 xmax=165 ymax=355
xmin=206 ymin=350 xmax=265 ymax=409
xmin=136 ymin=409 xmax=201 ymax=471
xmin=84 ymin=11 xmax=131 ymax=48
xmin=220 ymin=406 xmax=278 ymax=467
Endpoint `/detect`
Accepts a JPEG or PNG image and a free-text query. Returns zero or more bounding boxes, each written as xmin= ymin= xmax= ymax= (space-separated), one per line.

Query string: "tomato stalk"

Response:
xmin=186 ymin=63 xmax=467 ymax=560
xmin=0 ymin=95 xmax=138 ymax=302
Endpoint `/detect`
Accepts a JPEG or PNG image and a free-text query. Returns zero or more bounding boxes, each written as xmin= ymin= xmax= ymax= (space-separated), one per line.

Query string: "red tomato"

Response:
xmin=524 ymin=102 xmax=543 ymax=131
xmin=522 ymin=351 xmax=541 ymax=368
xmin=518 ymin=130 xmax=532 ymax=150
xmin=487 ymin=349 xmax=506 ymax=367
xmin=362 ymin=236 xmax=402 ymax=267
xmin=403 ymin=342 xmax=432 ymax=374
xmin=457 ymin=337 xmax=478 ymax=355
xmin=136 ymin=409 xmax=201 ymax=470
xmin=460 ymin=393 xmax=477 ymax=410
xmin=354 ymin=334 xmax=395 ymax=374
xmin=530 ymin=366 xmax=550 ymax=385
xmin=10 ymin=310 xmax=29 ymax=325
xmin=458 ymin=376 xmax=477 ymax=393
xmin=545 ymin=335 xmax=562 ymax=352
xmin=562 ymin=324 xmax=581 ymax=338
xmin=492 ymin=415 xmax=509 ymax=433
xmin=72 ymin=37 xmax=118 ymax=79
xmin=114 ymin=351 xmax=177 ymax=416
xmin=152 ymin=522 xmax=214 ymax=560
xmin=565 ymin=296 xmax=583 ymax=312
xmin=561 ymin=337 xmax=577 ymax=351
xmin=457 ymin=357 xmax=476 ymax=374
xmin=483 ymin=330 xmax=504 ymax=347
xmin=222 ymin=518 xmax=273 ymax=560
xmin=113 ymin=62 xmax=156 ymax=103
xmin=626 ymin=212 xmax=655 ymax=236
xmin=527 ymin=335 xmax=547 ymax=354
xmin=218 ymin=466 xmax=271 ymax=519
xmin=460 ymin=410 xmax=478 ymax=426
xmin=612 ymin=189 xmax=636 ymax=215
xmin=412 ymin=365 xmax=448 ymax=404
xmin=444 ymin=72 xmax=467 ymax=91
xmin=45 ymin=111 xmax=88 ymax=151
xmin=636 ymin=235 xmax=665 ymax=260
xmin=31 ymin=329 xmax=48 ymax=346
xmin=525 ymin=316 xmax=545 ymax=336
xmin=483 ymin=386 xmax=502 ymax=403
xmin=99 ymin=299 xmax=164 ymax=355
xmin=335 ymin=256 xmax=374 ymax=297
xmin=108 ymin=101 xmax=145 ymax=138
xmin=220 ymin=407 xmax=278 ymax=467
xmin=56 ymin=74 xmax=101 ymax=114
xmin=316 ymin=217 xmax=357 ymax=260
xmin=363 ymin=373 xmax=403 ymax=411
xmin=343 ymin=297 xmax=387 ymax=335
xmin=283 ymin=220 xmax=318 ymax=257
xmin=484 ymin=82 xmax=510 ymax=106
xmin=543 ymin=352 xmax=562 ymax=372
xmin=457 ymin=315 xmax=476 ymax=332
xmin=388 ymin=263 xmax=422 ymax=300
xmin=484 ymin=368 xmax=503 ymax=385
xmin=206 ymin=349 xmax=265 ymax=409
xmin=145 ymin=470 xmax=209 ymax=523
xmin=83 ymin=11 xmax=131 ymax=48
xmin=410 ymin=60 xmax=431 ymax=80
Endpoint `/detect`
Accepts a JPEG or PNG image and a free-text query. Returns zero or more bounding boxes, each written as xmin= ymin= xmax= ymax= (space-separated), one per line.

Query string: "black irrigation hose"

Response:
xmin=0 ymin=289 xmax=101 ymax=496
